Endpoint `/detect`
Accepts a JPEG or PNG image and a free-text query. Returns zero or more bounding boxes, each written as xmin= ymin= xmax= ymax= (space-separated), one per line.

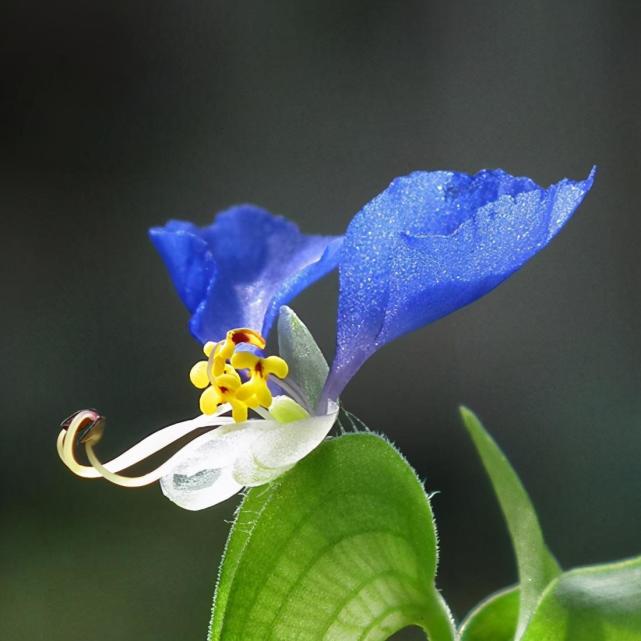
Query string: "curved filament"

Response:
xmin=57 ymin=407 xmax=234 ymax=487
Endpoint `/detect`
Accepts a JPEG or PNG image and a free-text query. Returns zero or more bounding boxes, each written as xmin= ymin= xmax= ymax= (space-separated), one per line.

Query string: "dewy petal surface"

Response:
xmin=150 ymin=205 xmax=342 ymax=343
xmin=324 ymin=168 xmax=595 ymax=400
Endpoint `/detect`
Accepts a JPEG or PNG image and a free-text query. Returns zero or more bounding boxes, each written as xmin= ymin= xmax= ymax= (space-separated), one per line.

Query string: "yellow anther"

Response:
xmin=237 ymin=378 xmax=273 ymax=408
xmin=189 ymin=361 xmax=210 ymax=389
xmin=235 ymin=354 xmax=289 ymax=409
xmin=262 ymin=355 xmax=289 ymax=379
xmin=231 ymin=352 xmax=288 ymax=379
xmin=203 ymin=341 xmax=217 ymax=357
xmin=214 ymin=372 xmax=242 ymax=392
xmin=199 ymin=385 xmax=222 ymax=414
xmin=190 ymin=327 xmax=289 ymax=423
xmin=217 ymin=328 xmax=266 ymax=360
xmin=211 ymin=349 xmax=227 ymax=377
xmin=207 ymin=329 xmax=266 ymax=377
xmin=230 ymin=351 xmax=259 ymax=370
xmin=200 ymin=385 xmax=249 ymax=423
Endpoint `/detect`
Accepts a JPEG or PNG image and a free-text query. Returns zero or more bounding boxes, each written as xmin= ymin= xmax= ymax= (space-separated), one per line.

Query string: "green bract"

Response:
xmin=277 ymin=305 xmax=330 ymax=410
xmin=208 ymin=433 xmax=455 ymax=641
xmin=460 ymin=408 xmax=641 ymax=641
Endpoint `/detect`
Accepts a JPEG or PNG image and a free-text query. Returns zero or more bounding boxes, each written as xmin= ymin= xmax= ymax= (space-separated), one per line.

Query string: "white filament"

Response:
xmin=57 ymin=406 xmax=234 ymax=485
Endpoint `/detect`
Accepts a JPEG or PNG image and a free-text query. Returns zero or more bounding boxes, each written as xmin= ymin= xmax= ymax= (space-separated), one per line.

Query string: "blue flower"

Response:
xmin=149 ymin=205 xmax=343 ymax=343
xmin=321 ymin=167 xmax=595 ymax=401
xmin=59 ymin=166 xmax=595 ymax=511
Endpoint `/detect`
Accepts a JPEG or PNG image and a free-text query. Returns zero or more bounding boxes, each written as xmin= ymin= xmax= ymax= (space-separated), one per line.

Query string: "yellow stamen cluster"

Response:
xmin=189 ymin=328 xmax=289 ymax=423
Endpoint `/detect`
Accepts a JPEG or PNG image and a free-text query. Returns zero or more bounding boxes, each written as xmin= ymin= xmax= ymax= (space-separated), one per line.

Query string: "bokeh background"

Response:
xmin=2 ymin=1 xmax=640 ymax=639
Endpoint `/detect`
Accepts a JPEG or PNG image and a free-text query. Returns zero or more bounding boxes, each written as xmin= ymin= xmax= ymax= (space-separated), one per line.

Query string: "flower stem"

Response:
xmin=420 ymin=588 xmax=457 ymax=641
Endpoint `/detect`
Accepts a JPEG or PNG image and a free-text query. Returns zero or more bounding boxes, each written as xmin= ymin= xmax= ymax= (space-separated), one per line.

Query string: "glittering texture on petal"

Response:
xmin=150 ymin=206 xmax=342 ymax=342
xmin=323 ymin=168 xmax=596 ymax=400
xmin=261 ymin=237 xmax=343 ymax=339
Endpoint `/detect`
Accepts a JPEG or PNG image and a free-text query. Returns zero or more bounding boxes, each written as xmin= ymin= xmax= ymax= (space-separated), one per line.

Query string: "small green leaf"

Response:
xmin=460 ymin=407 xmax=560 ymax=639
xmin=277 ymin=306 xmax=329 ymax=410
xmin=209 ymin=432 xmax=455 ymax=641
xmin=458 ymin=587 xmax=519 ymax=641
xmin=521 ymin=556 xmax=641 ymax=641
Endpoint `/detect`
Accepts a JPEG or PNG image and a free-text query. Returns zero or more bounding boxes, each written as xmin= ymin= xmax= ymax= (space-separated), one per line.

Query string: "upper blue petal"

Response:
xmin=323 ymin=167 xmax=596 ymax=401
xmin=150 ymin=205 xmax=342 ymax=343
xmin=149 ymin=220 xmax=215 ymax=313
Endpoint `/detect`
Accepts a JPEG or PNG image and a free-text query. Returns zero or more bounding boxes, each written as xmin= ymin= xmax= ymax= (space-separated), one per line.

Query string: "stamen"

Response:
xmin=57 ymin=407 xmax=233 ymax=485
xmin=189 ymin=361 xmax=210 ymax=389
xmin=58 ymin=328 xmax=302 ymax=489
xmin=212 ymin=328 xmax=266 ymax=376
xmin=190 ymin=327 xmax=290 ymax=422
xmin=59 ymin=408 xmax=99 ymax=429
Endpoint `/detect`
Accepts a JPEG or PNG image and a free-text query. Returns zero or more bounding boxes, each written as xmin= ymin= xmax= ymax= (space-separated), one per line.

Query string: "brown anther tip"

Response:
xmin=232 ymin=331 xmax=251 ymax=344
xmin=78 ymin=415 xmax=106 ymax=445
xmin=230 ymin=328 xmax=266 ymax=348
xmin=59 ymin=408 xmax=99 ymax=430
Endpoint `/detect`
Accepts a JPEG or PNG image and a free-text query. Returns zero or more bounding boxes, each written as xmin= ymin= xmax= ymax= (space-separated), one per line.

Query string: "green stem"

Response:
xmin=421 ymin=589 xmax=457 ymax=641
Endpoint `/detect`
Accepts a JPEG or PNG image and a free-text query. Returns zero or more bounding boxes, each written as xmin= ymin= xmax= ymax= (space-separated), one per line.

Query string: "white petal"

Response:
xmin=159 ymin=421 xmax=261 ymax=510
xmin=231 ymin=455 xmax=293 ymax=487
xmin=232 ymin=401 xmax=339 ymax=486
xmin=161 ymin=464 xmax=242 ymax=511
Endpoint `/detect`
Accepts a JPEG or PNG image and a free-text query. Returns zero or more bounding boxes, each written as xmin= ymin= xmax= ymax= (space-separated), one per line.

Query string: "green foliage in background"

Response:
xmin=459 ymin=407 xmax=560 ymax=639
xmin=460 ymin=408 xmax=641 ymax=641
xmin=520 ymin=556 xmax=641 ymax=641
xmin=208 ymin=407 xmax=641 ymax=641
xmin=459 ymin=587 xmax=519 ymax=641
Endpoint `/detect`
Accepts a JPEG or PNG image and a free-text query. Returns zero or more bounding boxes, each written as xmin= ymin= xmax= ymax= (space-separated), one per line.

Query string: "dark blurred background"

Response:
xmin=2 ymin=1 xmax=640 ymax=639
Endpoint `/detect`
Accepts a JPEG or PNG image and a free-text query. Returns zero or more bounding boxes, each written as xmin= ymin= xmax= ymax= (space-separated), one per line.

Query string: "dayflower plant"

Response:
xmin=57 ymin=167 xmax=595 ymax=511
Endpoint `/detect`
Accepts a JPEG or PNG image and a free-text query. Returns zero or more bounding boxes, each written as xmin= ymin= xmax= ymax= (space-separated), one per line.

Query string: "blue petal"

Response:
xmin=323 ymin=167 xmax=596 ymax=401
xmin=150 ymin=205 xmax=342 ymax=343
xmin=149 ymin=221 xmax=215 ymax=313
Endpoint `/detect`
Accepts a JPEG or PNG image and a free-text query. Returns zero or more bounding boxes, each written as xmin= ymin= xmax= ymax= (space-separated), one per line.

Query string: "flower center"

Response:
xmin=189 ymin=328 xmax=289 ymax=423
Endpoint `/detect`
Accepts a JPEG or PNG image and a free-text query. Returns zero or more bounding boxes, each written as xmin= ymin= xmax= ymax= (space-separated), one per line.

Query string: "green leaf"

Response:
xmin=460 ymin=409 xmax=641 ymax=641
xmin=521 ymin=556 xmax=641 ymax=641
xmin=209 ymin=432 xmax=455 ymax=641
xmin=277 ymin=306 xmax=329 ymax=410
xmin=460 ymin=407 xmax=560 ymax=639
xmin=458 ymin=587 xmax=519 ymax=641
